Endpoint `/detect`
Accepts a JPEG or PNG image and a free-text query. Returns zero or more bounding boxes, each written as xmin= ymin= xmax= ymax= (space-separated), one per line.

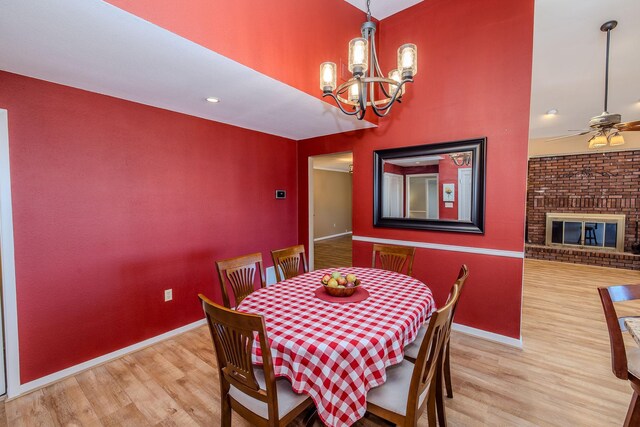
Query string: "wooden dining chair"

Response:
xmin=598 ymin=284 xmax=640 ymax=427
xmin=215 ymin=252 xmax=266 ymax=309
xmin=199 ymin=294 xmax=314 ymax=427
xmin=403 ymin=264 xmax=469 ymax=426
xmin=365 ymin=284 xmax=459 ymax=426
xmin=271 ymin=244 xmax=309 ymax=282
xmin=371 ymin=243 xmax=416 ymax=277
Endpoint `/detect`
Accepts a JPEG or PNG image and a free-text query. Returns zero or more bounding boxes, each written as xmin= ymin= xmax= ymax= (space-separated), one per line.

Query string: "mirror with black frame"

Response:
xmin=373 ymin=138 xmax=486 ymax=233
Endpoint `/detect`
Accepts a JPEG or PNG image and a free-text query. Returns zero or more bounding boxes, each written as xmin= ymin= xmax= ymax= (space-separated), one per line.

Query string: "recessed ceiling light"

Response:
xmin=545 ymin=108 xmax=559 ymax=115
xmin=206 ymin=97 xmax=220 ymax=103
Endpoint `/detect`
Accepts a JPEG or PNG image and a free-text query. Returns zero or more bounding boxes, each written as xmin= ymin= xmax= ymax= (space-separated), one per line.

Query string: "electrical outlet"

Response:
xmin=164 ymin=289 xmax=173 ymax=302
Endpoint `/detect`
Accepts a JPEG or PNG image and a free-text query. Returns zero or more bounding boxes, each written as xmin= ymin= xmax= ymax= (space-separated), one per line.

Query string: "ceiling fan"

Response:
xmin=547 ymin=20 xmax=640 ymax=148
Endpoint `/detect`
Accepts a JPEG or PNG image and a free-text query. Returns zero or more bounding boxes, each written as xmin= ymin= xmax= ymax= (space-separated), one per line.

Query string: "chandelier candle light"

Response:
xmin=319 ymin=0 xmax=417 ymax=120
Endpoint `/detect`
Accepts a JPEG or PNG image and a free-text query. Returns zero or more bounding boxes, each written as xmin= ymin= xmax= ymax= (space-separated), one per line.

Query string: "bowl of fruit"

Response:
xmin=320 ymin=271 xmax=361 ymax=297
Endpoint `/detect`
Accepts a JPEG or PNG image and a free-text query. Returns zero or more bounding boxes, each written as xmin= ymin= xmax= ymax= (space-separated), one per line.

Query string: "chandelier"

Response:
xmin=449 ymin=152 xmax=472 ymax=167
xmin=319 ymin=0 xmax=417 ymax=120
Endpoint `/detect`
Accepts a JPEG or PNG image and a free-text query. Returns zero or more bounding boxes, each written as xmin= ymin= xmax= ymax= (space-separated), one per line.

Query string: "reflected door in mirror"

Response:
xmin=382 ymin=173 xmax=403 ymax=217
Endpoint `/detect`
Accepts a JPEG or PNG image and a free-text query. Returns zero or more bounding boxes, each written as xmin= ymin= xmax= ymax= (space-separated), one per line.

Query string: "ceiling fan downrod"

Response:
xmin=600 ymin=20 xmax=617 ymax=114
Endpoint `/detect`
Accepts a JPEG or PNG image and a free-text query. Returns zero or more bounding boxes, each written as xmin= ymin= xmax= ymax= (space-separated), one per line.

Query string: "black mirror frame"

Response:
xmin=373 ymin=137 xmax=486 ymax=234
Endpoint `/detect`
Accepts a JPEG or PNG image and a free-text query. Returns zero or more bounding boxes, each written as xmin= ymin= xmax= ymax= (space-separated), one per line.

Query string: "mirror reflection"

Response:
xmin=381 ymin=151 xmax=473 ymax=222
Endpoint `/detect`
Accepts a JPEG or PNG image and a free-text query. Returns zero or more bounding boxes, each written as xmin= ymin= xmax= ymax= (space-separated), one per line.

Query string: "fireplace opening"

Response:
xmin=545 ymin=213 xmax=625 ymax=252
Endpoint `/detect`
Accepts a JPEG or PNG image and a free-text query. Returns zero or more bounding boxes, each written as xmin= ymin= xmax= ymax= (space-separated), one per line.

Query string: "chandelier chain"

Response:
xmin=366 ymin=0 xmax=372 ymax=22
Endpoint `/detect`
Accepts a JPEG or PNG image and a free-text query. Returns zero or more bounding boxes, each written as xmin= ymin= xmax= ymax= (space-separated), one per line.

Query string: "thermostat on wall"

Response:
xmin=275 ymin=190 xmax=286 ymax=199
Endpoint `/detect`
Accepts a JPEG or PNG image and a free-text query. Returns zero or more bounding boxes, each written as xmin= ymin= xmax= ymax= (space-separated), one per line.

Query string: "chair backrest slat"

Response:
xmin=216 ymin=253 xmax=266 ymax=308
xmin=271 ymin=245 xmax=309 ymax=282
xmin=372 ymin=243 xmax=416 ymax=276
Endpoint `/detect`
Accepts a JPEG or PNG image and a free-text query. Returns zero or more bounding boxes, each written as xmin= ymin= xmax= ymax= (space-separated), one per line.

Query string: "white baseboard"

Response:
xmin=452 ymin=322 xmax=523 ymax=348
xmin=11 ymin=318 xmax=207 ymax=399
xmin=314 ymin=231 xmax=352 ymax=242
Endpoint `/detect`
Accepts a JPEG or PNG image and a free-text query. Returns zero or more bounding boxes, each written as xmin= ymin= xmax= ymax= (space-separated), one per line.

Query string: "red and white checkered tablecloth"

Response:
xmin=237 ymin=267 xmax=436 ymax=427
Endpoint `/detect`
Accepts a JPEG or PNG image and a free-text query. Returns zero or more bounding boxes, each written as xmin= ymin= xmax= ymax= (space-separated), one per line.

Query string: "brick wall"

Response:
xmin=526 ymin=150 xmax=640 ymax=269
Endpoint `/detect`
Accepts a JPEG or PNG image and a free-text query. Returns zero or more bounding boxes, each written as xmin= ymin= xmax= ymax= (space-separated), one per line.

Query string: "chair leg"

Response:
xmin=302 ymin=406 xmax=318 ymax=426
xmin=624 ymin=391 xmax=640 ymax=427
xmin=427 ymin=386 xmax=437 ymax=426
xmin=221 ymin=395 xmax=232 ymax=427
xmin=444 ymin=343 xmax=453 ymax=399
xmin=436 ymin=365 xmax=447 ymax=426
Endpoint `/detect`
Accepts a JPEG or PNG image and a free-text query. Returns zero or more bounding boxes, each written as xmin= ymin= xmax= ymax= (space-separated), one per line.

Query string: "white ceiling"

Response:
xmin=344 ymin=0 xmax=423 ymax=20
xmin=0 ymin=0 xmax=375 ymax=141
xmin=529 ymin=0 xmax=640 ymax=141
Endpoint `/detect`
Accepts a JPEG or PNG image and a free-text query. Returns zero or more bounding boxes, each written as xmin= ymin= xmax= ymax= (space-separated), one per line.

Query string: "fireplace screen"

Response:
xmin=546 ymin=213 xmax=625 ymax=252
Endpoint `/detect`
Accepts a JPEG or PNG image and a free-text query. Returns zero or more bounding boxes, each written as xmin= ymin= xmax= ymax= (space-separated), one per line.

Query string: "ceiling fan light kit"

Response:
xmin=546 ymin=20 xmax=639 ymax=148
xmin=319 ymin=0 xmax=417 ymax=120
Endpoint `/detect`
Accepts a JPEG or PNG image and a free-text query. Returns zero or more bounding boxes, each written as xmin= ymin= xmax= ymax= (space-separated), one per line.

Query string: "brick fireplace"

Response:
xmin=526 ymin=149 xmax=640 ymax=270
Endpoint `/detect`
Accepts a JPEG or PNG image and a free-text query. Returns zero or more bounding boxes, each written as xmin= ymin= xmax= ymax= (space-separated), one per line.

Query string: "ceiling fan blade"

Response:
xmin=615 ymin=121 xmax=640 ymax=132
xmin=545 ymin=131 xmax=594 ymax=142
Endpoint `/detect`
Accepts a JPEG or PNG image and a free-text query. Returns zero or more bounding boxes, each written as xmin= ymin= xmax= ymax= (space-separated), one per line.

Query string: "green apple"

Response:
xmin=331 ymin=271 xmax=341 ymax=280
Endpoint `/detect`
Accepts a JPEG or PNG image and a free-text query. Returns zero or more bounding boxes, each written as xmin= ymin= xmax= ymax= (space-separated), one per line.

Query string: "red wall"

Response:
xmin=0 ymin=71 xmax=298 ymax=383
xmin=299 ymin=0 xmax=533 ymax=338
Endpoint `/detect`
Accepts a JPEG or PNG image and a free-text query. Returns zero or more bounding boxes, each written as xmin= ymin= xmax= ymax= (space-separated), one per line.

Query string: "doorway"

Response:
xmin=308 ymin=152 xmax=353 ymax=270
xmin=406 ymin=173 xmax=439 ymax=219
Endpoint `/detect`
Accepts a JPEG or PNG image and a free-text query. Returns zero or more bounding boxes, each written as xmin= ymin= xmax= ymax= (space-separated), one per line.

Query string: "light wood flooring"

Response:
xmin=313 ymin=234 xmax=352 ymax=270
xmin=3 ymin=259 xmax=640 ymax=426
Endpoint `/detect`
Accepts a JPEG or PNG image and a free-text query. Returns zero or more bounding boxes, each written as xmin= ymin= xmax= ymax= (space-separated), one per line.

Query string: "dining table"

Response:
xmin=237 ymin=266 xmax=436 ymax=427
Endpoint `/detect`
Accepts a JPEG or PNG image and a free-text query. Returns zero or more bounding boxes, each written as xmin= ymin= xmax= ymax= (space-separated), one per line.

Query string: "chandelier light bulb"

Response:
xmin=349 ymin=82 xmax=360 ymax=102
xmin=398 ymin=44 xmax=418 ymax=77
xmin=319 ymin=62 xmax=337 ymax=92
xmin=388 ymin=69 xmax=405 ymax=96
xmin=348 ymin=38 xmax=369 ymax=76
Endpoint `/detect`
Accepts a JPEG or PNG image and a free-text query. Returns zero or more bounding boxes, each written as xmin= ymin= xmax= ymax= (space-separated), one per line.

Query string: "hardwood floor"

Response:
xmin=3 ymin=259 xmax=640 ymax=426
xmin=313 ymin=234 xmax=352 ymax=270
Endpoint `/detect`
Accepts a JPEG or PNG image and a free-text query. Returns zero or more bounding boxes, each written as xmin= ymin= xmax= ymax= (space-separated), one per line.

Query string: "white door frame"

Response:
xmin=0 ymin=109 xmax=20 ymax=397
xmin=308 ymin=157 xmax=315 ymax=270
